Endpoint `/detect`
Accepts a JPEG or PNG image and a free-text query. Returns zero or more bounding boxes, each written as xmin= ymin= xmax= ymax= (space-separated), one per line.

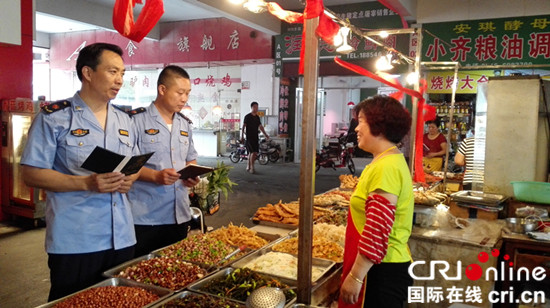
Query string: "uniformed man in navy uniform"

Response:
xmin=20 ymin=43 xmax=139 ymax=301
xmin=128 ymin=65 xmax=200 ymax=257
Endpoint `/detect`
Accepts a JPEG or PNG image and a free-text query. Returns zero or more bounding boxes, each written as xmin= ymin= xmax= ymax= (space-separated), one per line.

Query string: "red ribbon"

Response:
xmin=333 ymin=57 xmax=435 ymax=183
xmin=267 ymin=0 xmax=338 ymax=75
xmin=377 ymin=0 xmax=408 ymax=29
xmin=112 ymin=0 xmax=164 ymax=42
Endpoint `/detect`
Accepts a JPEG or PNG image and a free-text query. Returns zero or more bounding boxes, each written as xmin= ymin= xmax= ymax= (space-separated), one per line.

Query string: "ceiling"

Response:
xmin=35 ymin=0 xmax=416 ymax=36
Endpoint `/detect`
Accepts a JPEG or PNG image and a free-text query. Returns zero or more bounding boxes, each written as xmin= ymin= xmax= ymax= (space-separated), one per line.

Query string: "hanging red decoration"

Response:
xmin=333 ymin=57 xmax=433 ymax=183
xmin=267 ymin=0 xmax=339 ymax=75
xmin=112 ymin=0 xmax=164 ymax=42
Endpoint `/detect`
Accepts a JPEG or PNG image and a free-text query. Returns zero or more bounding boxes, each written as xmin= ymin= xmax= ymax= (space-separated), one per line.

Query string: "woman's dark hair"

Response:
xmin=76 ymin=43 xmax=123 ymax=81
xmin=426 ymin=119 xmax=441 ymax=127
xmin=157 ymin=65 xmax=190 ymax=88
xmin=354 ymin=95 xmax=411 ymax=143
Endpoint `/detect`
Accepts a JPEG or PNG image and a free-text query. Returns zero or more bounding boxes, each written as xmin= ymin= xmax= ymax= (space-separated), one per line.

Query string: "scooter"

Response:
xmin=258 ymin=139 xmax=281 ymax=165
xmin=229 ymin=142 xmax=248 ymax=163
xmin=315 ymin=133 xmax=356 ymax=174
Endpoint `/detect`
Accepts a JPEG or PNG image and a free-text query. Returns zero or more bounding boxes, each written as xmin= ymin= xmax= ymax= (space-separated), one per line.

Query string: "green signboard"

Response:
xmin=274 ymin=2 xmax=410 ymax=76
xmin=421 ymin=15 xmax=550 ymax=67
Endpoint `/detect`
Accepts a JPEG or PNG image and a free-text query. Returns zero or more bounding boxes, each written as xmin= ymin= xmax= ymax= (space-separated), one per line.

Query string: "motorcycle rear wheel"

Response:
xmin=268 ymin=152 xmax=279 ymax=162
xmin=258 ymin=153 xmax=269 ymax=165
xmin=347 ymin=157 xmax=356 ymax=174
xmin=229 ymin=152 xmax=241 ymax=163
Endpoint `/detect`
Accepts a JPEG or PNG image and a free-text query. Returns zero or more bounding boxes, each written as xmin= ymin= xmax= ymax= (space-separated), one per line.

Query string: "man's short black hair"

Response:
xmin=76 ymin=43 xmax=123 ymax=81
xmin=157 ymin=65 xmax=190 ymax=88
xmin=251 ymin=101 xmax=258 ymax=108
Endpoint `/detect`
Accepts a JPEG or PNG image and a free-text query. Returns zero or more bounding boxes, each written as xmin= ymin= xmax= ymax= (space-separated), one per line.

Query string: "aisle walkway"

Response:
xmin=0 ymin=157 xmax=369 ymax=307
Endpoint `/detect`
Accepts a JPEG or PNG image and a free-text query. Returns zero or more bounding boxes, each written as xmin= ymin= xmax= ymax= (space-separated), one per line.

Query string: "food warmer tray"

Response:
xmin=102 ymin=253 xmax=214 ymax=291
xmin=187 ymin=267 xmax=297 ymax=307
xmin=35 ymin=277 xmax=172 ymax=308
xmin=230 ymin=246 xmax=336 ymax=283
xmin=450 ymin=190 xmax=509 ymax=207
xmin=150 ymin=290 xmax=245 ymax=308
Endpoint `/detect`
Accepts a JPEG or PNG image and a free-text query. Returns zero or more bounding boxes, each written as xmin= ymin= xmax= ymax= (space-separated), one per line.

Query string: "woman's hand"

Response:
xmin=340 ymin=274 xmax=364 ymax=304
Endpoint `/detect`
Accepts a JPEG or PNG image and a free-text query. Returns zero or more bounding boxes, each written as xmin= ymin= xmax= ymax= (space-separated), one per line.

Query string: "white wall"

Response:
xmin=0 ymin=0 xmax=21 ymax=45
xmin=240 ymin=63 xmax=275 ymax=117
xmin=417 ymin=0 xmax=550 ymax=23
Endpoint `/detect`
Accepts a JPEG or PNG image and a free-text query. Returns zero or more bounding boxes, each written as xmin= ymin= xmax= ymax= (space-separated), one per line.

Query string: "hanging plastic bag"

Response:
xmin=112 ymin=0 xmax=164 ymax=42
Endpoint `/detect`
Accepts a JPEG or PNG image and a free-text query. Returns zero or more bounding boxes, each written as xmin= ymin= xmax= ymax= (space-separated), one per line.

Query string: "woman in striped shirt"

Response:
xmin=339 ymin=96 xmax=414 ymax=308
xmin=455 ymin=135 xmax=476 ymax=190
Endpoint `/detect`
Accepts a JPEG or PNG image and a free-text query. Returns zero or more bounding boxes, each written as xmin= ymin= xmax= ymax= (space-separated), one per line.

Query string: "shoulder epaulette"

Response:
xmin=177 ymin=112 xmax=193 ymax=124
xmin=128 ymin=107 xmax=147 ymax=117
xmin=112 ymin=104 xmax=135 ymax=117
xmin=41 ymin=100 xmax=71 ymax=114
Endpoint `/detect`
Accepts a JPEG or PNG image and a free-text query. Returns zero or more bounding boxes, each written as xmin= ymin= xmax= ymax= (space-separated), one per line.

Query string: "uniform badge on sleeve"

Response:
xmin=180 ymin=130 xmax=189 ymax=137
xmin=145 ymin=129 xmax=160 ymax=135
xmin=70 ymin=128 xmax=89 ymax=137
xmin=119 ymin=129 xmax=129 ymax=136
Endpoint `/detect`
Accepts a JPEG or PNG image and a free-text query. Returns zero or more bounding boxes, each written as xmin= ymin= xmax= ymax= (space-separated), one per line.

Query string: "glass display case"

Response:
xmin=1 ymin=99 xmax=46 ymax=221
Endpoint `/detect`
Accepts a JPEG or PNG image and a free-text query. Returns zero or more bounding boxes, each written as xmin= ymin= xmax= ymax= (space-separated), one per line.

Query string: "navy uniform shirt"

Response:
xmin=20 ymin=92 xmax=138 ymax=254
xmin=128 ymin=103 xmax=198 ymax=225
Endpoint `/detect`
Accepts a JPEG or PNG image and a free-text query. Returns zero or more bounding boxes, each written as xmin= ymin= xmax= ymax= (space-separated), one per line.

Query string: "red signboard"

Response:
xmin=50 ymin=18 xmax=272 ymax=70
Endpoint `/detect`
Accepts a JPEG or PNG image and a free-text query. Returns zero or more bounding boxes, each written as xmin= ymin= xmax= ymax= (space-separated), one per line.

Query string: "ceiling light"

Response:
xmin=375 ymin=54 xmax=393 ymax=71
xmin=212 ymin=105 xmax=223 ymax=116
xmin=243 ymin=0 xmax=267 ymax=13
xmin=379 ymin=31 xmax=389 ymax=38
xmin=406 ymin=72 xmax=419 ymax=85
xmin=336 ymin=27 xmax=355 ymax=54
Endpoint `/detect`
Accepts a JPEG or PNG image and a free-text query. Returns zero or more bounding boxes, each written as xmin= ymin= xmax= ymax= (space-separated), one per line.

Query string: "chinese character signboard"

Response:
xmin=275 ymin=2 xmax=410 ymax=70
xmin=427 ymin=70 xmax=494 ymax=94
xmin=421 ymin=15 xmax=550 ymax=67
xmin=49 ymin=18 xmax=272 ymax=70
xmin=278 ymin=78 xmax=291 ymax=136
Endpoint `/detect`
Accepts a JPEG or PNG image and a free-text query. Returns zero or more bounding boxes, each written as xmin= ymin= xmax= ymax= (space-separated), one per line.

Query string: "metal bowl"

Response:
xmin=506 ymin=218 xmax=537 ymax=233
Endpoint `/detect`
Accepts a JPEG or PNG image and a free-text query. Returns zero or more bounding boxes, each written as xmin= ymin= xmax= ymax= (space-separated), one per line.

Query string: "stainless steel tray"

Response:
xmin=102 ymin=253 xmax=212 ymax=291
xmin=187 ymin=267 xmax=297 ymax=306
xmin=152 ymin=240 xmax=252 ymax=269
xmin=451 ymin=190 xmax=508 ymax=206
xmin=231 ymin=247 xmax=335 ymax=283
xmin=103 ymin=253 xmax=160 ymax=278
xmin=150 ymin=290 xmax=245 ymax=308
xmin=251 ymin=217 xmax=299 ymax=229
xmin=35 ymin=277 xmax=172 ymax=308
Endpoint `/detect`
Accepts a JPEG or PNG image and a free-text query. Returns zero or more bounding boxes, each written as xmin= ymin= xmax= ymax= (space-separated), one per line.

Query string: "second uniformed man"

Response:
xmin=128 ymin=65 xmax=200 ymax=257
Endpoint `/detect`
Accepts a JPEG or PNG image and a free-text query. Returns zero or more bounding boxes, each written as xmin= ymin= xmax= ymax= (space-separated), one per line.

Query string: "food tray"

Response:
xmin=187 ymin=267 xmax=297 ymax=306
xmin=251 ymin=217 xmax=299 ymax=229
xmin=151 ymin=235 xmax=253 ymax=269
xmin=231 ymin=247 xmax=335 ymax=283
xmin=150 ymin=290 xmax=245 ymax=308
xmin=450 ymin=190 xmax=508 ymax=207
xmin=102 ymin=253 xmax=211 ymax=291
xmin=103 ymin=253 xmax=161 ymax=278
xmin=35 ymin=277 xmax=172 ymax=308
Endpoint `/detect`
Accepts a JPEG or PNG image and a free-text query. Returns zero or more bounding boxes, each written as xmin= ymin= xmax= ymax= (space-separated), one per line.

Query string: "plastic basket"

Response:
xmin=510 ymin=181 xmax=550 ymax=204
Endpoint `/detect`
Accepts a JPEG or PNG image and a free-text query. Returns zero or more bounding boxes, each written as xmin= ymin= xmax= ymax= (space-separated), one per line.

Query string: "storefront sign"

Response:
xmin=426 ymin=70 xmax=494 ymax=94
xmin=274 ymin=2 xmax=410 ymax=68
xmin=49 ymin=18 xmax=272 ymax=70
xmin=278 ymin=78 xmax=291 ymax=137
xmin=1 ymin=99 xmax=45 ymax=113
xmin=421 ymin=15 xmax=550 ymax=67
